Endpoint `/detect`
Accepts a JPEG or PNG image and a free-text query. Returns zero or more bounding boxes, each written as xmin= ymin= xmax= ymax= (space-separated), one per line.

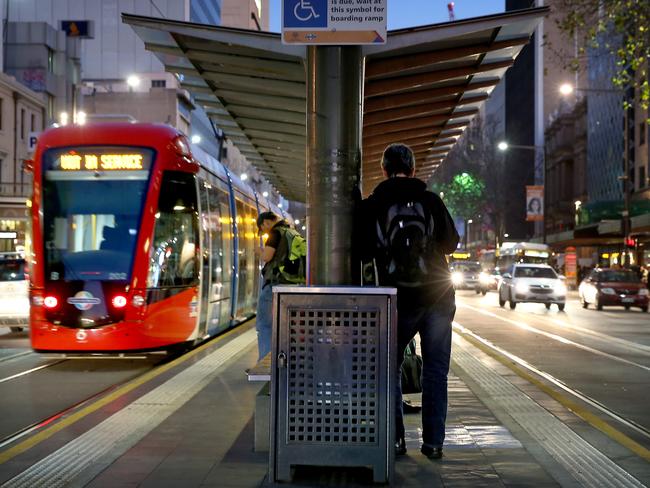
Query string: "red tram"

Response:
xmin=28 ymin=123 xmax=283 ymax=353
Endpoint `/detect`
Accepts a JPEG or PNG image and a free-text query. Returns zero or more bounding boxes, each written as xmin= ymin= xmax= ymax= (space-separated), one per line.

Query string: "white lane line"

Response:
xmin=452 ymin=332 xmax=647 ymax=488
xmin=547 ymin=317 xmax=650 ymax=355
xmin=457 ymin=302 xmax=650 ymax=372
xmin=1 ymin=328 xmax=257 ymax=488
xmin=453 ymin=322 xmax=650 ymax=440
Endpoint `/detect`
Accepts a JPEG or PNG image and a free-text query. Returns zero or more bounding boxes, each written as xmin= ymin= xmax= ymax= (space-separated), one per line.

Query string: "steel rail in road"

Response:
xmin=0 ymin=360 xmax=67 ymax=385
xmin=458 ymin=302 xmax=650 ymax=372
xmin=452 ymin=321 xmax=650 ymax=446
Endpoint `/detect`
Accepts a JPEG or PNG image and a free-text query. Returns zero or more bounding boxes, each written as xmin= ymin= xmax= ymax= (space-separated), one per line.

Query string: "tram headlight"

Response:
xmin=43 ymin=296 xmax=58 ymax=309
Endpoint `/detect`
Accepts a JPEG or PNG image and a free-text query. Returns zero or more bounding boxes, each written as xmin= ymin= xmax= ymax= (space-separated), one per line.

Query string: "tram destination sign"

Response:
xmin=46 ymin=147 xmax=153 ymax=172
xmin=282 ymin=0 xmax=387 ymax=45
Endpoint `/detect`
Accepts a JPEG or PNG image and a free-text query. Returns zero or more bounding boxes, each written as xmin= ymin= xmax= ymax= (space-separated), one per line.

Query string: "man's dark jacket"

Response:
xmin=360 ymin=177 xmax=459 ymax=307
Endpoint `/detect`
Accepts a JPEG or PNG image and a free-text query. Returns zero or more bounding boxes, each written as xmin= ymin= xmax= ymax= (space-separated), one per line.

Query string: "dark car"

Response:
xmin=450 ymin=262 xmax=482 ymax=290
xmin=578 ymin=268 xmax=649 ymax=311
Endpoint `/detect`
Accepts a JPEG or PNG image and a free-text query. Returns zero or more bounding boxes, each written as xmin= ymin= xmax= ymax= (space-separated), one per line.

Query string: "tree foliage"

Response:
xmin=433 ymin=172 xmax=485 ymax=221
xmin=555 ymin=0 xmax=650 ymax=108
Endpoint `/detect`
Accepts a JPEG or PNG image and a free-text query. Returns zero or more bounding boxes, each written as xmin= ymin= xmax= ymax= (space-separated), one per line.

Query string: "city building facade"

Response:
xmin=0 ymin=72 xmax=45 ymax=251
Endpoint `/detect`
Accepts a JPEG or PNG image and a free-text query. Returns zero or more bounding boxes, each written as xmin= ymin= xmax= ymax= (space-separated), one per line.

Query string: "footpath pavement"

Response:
xmin=0 ymin=323 xmax=648 ymax=487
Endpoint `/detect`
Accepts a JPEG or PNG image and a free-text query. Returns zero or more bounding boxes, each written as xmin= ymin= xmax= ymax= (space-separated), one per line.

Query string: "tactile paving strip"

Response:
xmin=2 ymin=329 xmax=256 ymax=488
xmin=453 ymin=335 xmax=646 ymax=488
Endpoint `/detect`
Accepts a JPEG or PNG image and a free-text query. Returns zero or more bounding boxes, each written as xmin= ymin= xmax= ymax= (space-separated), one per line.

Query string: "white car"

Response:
xmin=0 ymin=256 xmax=29 ymax=332
xmin=498 ymin=263 xmax=567 ymax=311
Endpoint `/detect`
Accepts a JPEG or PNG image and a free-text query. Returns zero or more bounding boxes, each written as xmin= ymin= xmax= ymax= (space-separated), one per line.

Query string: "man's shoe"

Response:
xmin=402 ymin=400 xmax=422 ymax=414
xmin=421 ymin=445 xmax=443 ymax=459
xmin=395 ymin=437 xmax=407 ymax=456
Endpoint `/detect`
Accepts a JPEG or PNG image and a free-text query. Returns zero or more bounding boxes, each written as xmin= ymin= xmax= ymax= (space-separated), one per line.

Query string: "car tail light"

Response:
xmin=43 ymin=296 xmax=58 ymax=309
xmin=112 ymin=295 xmax=127 ymax=308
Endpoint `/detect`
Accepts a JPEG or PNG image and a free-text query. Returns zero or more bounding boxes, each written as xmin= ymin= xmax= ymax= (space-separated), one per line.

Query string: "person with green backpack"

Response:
xmin=255 ymin=211 xmax=306 ymax=359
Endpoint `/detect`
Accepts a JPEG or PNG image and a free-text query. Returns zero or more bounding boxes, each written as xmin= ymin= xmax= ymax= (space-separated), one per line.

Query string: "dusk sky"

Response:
xmin=269 ymin=0 xmax=505 ymax=32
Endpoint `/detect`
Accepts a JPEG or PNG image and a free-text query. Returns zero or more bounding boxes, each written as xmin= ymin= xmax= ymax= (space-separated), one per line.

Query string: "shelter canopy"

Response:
xmin=124 ymin=8 xmax=546 ymax=201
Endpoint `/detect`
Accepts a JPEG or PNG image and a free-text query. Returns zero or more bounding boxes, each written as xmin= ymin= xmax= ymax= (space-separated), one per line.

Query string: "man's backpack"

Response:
xmin=277 ymin=227 xmax=306 ymax=284
xmin=376 ymin=199 xmax=435 ymax=287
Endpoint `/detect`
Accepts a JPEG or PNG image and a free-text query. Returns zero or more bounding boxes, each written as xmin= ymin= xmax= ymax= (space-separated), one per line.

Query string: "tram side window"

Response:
xmin=147 ymin=172 xmax=199 ymax=288
xmin=207 ymin=186 xmax=231 ymax=300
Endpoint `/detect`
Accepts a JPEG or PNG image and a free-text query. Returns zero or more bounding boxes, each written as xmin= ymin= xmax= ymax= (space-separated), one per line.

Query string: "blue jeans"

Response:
xmin=256 ymin=284 xmax=274 ymax=359
xmin=395 ymin=300 xmax=455 ymax=448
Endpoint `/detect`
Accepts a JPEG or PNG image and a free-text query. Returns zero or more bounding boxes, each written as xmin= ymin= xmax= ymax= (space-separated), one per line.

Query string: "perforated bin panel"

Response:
xmin=269 ymin=287 xmax=397 ymax=484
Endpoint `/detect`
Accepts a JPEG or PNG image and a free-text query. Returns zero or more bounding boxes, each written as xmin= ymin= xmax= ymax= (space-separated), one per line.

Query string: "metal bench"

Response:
xmin=246 ymin=353 xmax=272 ymax=451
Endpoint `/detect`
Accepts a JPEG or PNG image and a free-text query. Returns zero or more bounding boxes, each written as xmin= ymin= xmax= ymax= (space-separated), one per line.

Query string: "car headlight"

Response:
xmin=600 ymin=287 xmax=616 ymax=295
xmin=515 ymin=282 xmax=529 ymax=294
xmin=554 ymin=282 xmax=567 ymax=295
xmin=639 ymin=288 xmax=649 ymax=296
xmin=479 ymin=272 xmax=492 ymax=285
xmin=451 ymin=272 xmax=464 ymax=286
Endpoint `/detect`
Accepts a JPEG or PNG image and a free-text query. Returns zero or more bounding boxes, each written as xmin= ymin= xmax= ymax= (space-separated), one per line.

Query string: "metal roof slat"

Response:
xmin=366 ymin=59 xmax=513 ymax=98
xmin=238 ymin=118 xmax=305 ymax=137
xmin=201 ymin=71 xmax=306 ymax=98
xmin=227 ymin=105 xmax=305 ymax=126
xmin=366 ymin=36 xmax=529 ymax=79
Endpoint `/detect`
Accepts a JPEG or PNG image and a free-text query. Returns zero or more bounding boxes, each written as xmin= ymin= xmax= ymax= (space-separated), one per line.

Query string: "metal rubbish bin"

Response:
xmin=269 ymin=286 xmax=397 ymax=484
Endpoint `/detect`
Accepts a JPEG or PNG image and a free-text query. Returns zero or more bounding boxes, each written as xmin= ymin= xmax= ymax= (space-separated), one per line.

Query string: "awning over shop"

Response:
xmin=123 ymin=8 xmax=547 ymax=202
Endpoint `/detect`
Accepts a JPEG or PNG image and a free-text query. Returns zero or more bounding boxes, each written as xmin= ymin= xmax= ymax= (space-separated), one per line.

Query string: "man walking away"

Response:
xmin=361 ymin=143 xmax=459 ymax=459
xmin=256 ymin=211 xmax=306 ymax=359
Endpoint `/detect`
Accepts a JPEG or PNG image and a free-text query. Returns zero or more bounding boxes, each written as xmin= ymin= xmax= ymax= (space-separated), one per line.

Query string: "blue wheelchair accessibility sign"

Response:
xmin=283 ymin=0 xmax=328 ymax=28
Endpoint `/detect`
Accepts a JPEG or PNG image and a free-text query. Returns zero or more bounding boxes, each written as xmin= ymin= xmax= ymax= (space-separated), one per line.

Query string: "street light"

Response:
xmin=559 ymin=83 xmax=574 ymax=96
xmin=126 ymin=75 xmax=141 ymax=89
xmin=574 ymin=200 xmax=582 ymax=227
xmin=497 ymin=141 xmax=509 ymax=151
xmin=262 ymin=191 xmax=269 ymax=198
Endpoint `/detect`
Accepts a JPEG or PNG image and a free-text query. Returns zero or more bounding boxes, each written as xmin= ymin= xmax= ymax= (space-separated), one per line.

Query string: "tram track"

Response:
xmin=457 ymin=301 xmax=650 ymax=369
xmin=0 ymin=347 xmax=185 ymax=452
xmin=452 ymin=321 xmax=650 ymax=444
xmin=0 ymin=359 xmax=68 ymax=385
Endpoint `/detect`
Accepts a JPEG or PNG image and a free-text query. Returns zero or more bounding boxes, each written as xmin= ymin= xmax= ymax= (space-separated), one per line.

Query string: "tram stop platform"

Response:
xmin=0 ymin=320 xmax=649 ymax=488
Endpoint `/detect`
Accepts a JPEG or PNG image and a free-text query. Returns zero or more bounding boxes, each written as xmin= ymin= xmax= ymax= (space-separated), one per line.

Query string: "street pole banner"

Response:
xmin=526 ymin=185 xmax=544 ymax=222
xmin=282 ymin=0 xmax=387 ymax=45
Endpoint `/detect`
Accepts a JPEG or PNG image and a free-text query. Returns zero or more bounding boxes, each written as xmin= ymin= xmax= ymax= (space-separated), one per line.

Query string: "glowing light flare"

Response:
xmin=112 ymin=295 xmax=127 ymax=308
xmin=44 ymin=296 xmax=58 ymax=309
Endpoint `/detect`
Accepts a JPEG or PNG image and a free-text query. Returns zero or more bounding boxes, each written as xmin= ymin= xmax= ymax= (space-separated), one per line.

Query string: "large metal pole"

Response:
xmin=306 ymin=46 xmax=364 ymax=285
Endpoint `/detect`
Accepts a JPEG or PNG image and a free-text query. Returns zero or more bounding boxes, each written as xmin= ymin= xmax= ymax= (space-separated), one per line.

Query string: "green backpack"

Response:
xmin=277 ymin=227 xmax=307 ymax=284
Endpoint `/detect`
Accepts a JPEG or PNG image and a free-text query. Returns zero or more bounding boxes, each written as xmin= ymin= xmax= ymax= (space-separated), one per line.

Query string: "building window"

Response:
xmin=20 ymin=109 xmax=25 ymax=140
xmin=47 ymin=48 xmax=55 ymax=74
xmin=31 ymin=113 xmax=35 ymax=132
xmin=640 ymin=166 xmax=647 ymax=190
xmin=640 ymin=121 xmax=646 ymax=146
xmin=0 ymin=98 xmax=3 ymax=131
xmin=151 ymin=79 xmax=166 ymax=88
xmin=47 ymin=95 xmax=55 ymax=121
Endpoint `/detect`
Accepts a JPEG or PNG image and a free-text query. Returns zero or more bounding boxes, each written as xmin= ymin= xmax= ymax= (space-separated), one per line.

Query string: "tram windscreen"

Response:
xmin=42 ymin=146 xmax=154 ymax=282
